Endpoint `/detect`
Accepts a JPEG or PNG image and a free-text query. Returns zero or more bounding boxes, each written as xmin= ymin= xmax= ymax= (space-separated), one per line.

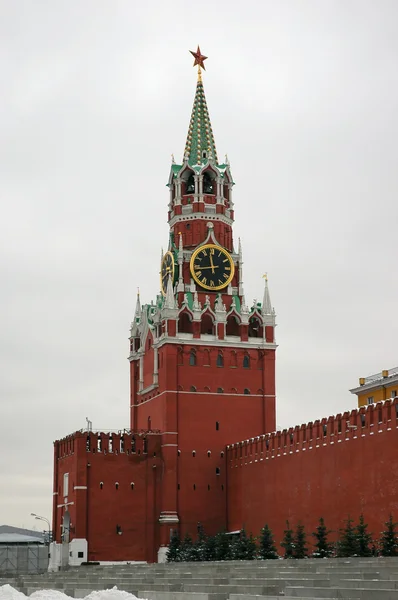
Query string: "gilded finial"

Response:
xmin=171 ymin=153 xmax=175 ymax=164
xmin=263 ymin=273 xmax=268 ymax=282
xmin=137 ymin=286 xmax=140 ymax=296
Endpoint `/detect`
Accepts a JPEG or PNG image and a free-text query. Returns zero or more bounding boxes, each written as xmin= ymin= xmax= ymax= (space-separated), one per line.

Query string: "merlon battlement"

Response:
xmin=55 ymin=429 xmax=162 ymax=459
xmin=227 ymin=397 xmax=398 ymax=463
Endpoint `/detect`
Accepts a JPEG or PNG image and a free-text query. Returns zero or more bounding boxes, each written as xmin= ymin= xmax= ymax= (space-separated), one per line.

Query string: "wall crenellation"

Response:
xmin=56 ymin=429 xmax=162 ymax=460
xmin=227 ymin=398 xmax=398 ymax=464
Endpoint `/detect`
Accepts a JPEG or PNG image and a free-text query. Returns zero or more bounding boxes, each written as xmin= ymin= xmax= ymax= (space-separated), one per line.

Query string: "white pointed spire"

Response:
xmin=134 ymin=288 xmax=141 ymax=320
xmin=261 ymin=274 xmax=272 ymax=315
xmin=164 ymin=274 xmax=175 ymax=309
xmin=178 ymin=231 xmax=183 ymax=254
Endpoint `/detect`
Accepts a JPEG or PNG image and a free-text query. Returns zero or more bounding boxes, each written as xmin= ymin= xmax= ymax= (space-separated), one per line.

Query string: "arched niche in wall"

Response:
xmin=248 ymin=316 xmax=262 ymax=338
xmin=62 ymin=510 xmax=71 ymax=544
xmin=226 ymin=315 xmax=240 ymax=336
xmin=179 ymin=311 xmax=193 ymax=334
xmin=201 ymin=313 xmax=215 ymax=335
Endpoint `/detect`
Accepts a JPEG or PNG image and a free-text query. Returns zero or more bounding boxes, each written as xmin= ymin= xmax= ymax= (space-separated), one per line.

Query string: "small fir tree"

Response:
xmin=281 ymin=520 xmax=295 ymax=559
xmin=232 ymin=528 xmax=257 ymax=560
xmin=312 ymin=518 xmax=334 ymax=558
xmin=380 ymin=514 xmax=398 ymax=557
xmin=356 ymin=514 xmax=373 ymax=557
xmin=166 ymin=530 xmax=181 ymax=562
xmin=258 ymin=524 xmax=278 ymax=559
xmin=337 ymin=516 xmax=358 ymax=557
xmin=191 ymin=523 xmax=206 ymax=561
xmin=293 ymin=522 xmax=308 ymax=559
xmin=203 ymin=534 xmax=217 ymax=561
xmin=179 ymin=533 xmax=194 ymax=561
xmin=215 ymin=530 xmax=232 ymax=561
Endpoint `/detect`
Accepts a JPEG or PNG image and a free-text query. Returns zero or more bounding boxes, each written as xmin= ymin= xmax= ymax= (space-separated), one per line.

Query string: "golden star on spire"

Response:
xmin=190 ymin=46 xmax=207 ymax=80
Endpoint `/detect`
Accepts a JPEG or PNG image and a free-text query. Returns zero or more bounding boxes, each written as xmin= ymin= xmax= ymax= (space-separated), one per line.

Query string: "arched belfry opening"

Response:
xmin=186 ymin=173 xmax=195 ymax=194
xmin=223 ymin=174 xmax=230 ymax=204
xmin=180 ymin=167 xmax=195 ymax=196
xmin=203 ymin=171 xmax=214 ymax=194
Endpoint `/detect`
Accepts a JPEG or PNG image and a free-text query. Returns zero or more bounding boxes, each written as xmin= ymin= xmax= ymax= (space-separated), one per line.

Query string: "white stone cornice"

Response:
xmin=168 ymin=212 xmax=233 ymax=229
xmin=154 ymin=335 xmax=277 ymax=351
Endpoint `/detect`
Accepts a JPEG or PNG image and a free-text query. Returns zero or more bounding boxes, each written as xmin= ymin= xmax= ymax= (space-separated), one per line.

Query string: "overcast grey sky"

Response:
xmin=1 ymin=0 xmax=398 ymax=528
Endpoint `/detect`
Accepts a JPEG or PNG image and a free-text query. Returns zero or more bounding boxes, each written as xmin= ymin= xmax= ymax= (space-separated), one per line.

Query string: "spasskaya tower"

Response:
xmin=129 ymin=47 xmax=277 ymax=560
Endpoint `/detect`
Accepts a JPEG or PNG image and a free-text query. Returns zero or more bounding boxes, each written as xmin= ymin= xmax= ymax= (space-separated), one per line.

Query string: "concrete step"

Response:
xmin=127 ymin=593 xmax=228 ymax=600
xmin=135 ymin=583 xmax=282 ymax=595
xmin=339 ymin=579 xmax=398 ymax=590
xmin=284 ymin=586 xmax=398 ymax=599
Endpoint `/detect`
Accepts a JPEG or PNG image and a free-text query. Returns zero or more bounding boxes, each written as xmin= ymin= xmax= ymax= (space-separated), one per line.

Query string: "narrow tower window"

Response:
xmin=189 ymin=350 xmax=197 ymax=366
xmin=244 ymin=388 xmax=250 ymax=395
xmin=243 ymin=355 xmax=250 ymax=369
xmin=216 ymin=353 xmax=224 ymax=367
xmin=216 ymin=421 xmax=220 ymax=431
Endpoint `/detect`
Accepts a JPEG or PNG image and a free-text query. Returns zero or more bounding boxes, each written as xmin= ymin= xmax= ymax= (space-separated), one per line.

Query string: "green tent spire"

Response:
xmin=183 ymin=75 xmax=218 ymax=166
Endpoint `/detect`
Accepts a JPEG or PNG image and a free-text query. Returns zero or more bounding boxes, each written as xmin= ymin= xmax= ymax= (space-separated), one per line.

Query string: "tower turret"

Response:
xmin=128 ymin=49 xmax=278 ymax=554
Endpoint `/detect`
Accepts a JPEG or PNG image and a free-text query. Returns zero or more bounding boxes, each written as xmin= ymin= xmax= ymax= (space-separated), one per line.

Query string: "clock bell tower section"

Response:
xmin=129 ymin=63 xmax=277 ymax=552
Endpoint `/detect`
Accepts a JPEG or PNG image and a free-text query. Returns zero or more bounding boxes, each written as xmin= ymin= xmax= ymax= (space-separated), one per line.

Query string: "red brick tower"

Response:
xmin=128 ymin=49 xmax=277 ymax=560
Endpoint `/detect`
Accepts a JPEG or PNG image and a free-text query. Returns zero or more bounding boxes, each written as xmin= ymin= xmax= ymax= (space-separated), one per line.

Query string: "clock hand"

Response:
xmin=196 ymin=265 xmax=219 ymax=270
xmin=209 ymin=253 xmax=215 ymax=274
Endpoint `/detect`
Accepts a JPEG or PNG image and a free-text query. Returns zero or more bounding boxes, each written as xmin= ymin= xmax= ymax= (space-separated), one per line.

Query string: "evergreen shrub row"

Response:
xmin=166 ymin=515 xmax=398 ymax=561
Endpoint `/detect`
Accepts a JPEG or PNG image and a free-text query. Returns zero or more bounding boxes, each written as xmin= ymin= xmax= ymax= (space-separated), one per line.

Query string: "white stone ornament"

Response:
xmin=193 ymin=291 xmax=202 ymax=311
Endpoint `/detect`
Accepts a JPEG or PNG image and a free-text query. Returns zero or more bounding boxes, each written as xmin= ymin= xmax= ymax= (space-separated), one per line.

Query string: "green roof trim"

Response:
xmin=184 ymin=291 xmax=193 ymax=310
xmin=232 ymin=295 xmax=241 ymax=313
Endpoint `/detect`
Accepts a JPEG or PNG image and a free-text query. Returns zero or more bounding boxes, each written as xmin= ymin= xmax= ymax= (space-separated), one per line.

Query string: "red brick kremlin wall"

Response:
xmin=227 ymin=399 xmax=398 ymax=552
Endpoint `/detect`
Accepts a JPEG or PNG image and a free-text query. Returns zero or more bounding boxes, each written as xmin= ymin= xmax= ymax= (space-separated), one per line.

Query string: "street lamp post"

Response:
xmin=31 ymin=513 xmax=51 ymax=546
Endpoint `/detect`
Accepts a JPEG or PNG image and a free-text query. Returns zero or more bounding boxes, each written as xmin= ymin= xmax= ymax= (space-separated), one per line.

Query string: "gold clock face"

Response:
xmin=190 ymin=244 xmax=235 ymax=291
xmin=160 ymin=251 xmax=175 ymax=295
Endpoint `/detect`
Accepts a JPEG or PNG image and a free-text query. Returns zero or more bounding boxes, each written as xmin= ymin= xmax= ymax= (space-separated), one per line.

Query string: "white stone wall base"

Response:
xmin=157 ymin=546 xmax=168 ymax=563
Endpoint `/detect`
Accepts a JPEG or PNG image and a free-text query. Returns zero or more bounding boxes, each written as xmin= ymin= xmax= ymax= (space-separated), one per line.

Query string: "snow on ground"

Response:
xmin=0 ymin=586 xmax=145 ymax=600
